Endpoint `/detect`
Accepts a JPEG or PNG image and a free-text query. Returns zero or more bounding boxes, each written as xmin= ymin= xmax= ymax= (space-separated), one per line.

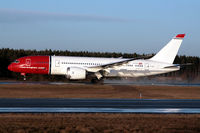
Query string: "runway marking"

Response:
xmin=0 ymin=108 xmax=200 ymax=113
xmin=0 ymin=81 xmax=200 ymax=87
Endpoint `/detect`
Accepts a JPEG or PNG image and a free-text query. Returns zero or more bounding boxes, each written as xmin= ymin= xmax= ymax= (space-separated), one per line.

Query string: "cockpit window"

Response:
xmin=13 ymin=60 xmax=20 ymax=63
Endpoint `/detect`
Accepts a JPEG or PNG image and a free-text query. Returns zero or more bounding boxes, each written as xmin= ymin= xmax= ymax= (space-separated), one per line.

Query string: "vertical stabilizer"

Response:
xmin=149 ymin=34 xmax=185 ymax=64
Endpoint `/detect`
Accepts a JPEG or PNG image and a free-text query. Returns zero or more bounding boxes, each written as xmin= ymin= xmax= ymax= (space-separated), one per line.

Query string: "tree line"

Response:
xmin=0 ymin=48 xmax=199 ymax=81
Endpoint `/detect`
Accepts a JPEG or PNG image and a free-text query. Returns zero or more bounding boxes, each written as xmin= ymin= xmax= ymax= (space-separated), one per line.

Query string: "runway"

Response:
xmin=1 ymin=81 xmax=200 ymax=86
xmin=0 ymin=98 xmax=200 ymax=113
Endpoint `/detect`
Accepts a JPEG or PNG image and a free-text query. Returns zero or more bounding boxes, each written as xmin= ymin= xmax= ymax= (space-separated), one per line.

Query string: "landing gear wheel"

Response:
xmin=91 ymin=78 xmax=104 ymax=84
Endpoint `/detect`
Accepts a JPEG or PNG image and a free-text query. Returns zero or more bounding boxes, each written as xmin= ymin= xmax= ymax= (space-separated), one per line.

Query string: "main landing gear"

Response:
xmin=91 ymin=78 xmax=104 ymax=84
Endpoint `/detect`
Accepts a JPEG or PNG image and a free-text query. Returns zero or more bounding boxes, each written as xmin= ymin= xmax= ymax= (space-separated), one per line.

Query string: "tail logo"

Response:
xmin=175 ymin=34 xmax=185 ymax=39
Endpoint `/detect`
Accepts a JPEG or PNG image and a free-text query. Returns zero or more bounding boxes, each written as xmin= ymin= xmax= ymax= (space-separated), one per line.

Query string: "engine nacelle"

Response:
xmin=66 ymin=67 xmax=86 ymax=80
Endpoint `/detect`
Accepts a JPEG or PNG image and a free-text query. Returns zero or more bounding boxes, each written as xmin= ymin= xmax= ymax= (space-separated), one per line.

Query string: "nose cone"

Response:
xmin=8 ymin=64 xmax=13 ymax=71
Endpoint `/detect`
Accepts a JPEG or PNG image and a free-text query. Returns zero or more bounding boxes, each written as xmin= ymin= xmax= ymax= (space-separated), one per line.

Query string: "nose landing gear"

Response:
xmin=21 ymin=73 xmax=26 ymax=81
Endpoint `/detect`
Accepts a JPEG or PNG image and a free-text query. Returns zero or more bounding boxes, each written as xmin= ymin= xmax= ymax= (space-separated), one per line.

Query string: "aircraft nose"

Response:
xmin=8 ymin=64 xmax=13 ymax=71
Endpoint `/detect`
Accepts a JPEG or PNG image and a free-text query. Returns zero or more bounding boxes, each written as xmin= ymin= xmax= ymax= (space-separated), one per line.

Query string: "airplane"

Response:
xmin=8 ymin=34 xmax=185 ymax=83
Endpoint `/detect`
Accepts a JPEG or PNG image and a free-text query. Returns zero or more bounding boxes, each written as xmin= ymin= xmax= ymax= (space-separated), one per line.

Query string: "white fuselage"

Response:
xmin=50 ymin=56 xmax=179 ymax=78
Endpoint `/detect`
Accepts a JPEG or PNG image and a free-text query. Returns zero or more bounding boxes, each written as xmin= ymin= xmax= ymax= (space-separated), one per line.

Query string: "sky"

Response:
xmin=0 ymin=0 xmax=199 ymax=56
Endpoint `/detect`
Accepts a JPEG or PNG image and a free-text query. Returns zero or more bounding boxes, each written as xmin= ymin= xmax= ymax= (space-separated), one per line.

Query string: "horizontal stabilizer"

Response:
xmin=164 ymin=63 xmax=192 ymax=69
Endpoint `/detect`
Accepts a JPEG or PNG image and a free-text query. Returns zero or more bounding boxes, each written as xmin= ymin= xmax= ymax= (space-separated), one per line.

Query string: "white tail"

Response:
xmin=149 ymin=34 xmax=185 ymax=64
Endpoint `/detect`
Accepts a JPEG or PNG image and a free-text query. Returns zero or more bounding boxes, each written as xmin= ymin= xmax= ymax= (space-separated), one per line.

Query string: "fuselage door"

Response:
xmin=145 ymin=63 xmax=149 ymax=70
xmin=55 ymin=60 xmax=60 ymax=67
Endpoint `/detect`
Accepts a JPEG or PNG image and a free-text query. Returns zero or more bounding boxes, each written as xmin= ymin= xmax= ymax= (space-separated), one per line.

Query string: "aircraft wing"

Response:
xmin=93 ymin=58 xmax=134 ymax=69
xmin=87 ymin=55 xmax=151 ymax=71
xmin=86 ymin=55 xmax=152 ymax=79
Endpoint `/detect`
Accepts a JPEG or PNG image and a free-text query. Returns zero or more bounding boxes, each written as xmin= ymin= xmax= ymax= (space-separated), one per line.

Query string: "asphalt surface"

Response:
xmin=0 ymin=99 xmax=200 ymax=113
xmin=1 ymin=81 xmax=200 ymax=86
xmin=0 ymin=98 xmax=200 ymax=108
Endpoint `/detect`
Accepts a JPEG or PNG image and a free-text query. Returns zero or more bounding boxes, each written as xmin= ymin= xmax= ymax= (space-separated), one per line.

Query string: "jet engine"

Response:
xmin=66 ymin=67 xmax=86 ymax=80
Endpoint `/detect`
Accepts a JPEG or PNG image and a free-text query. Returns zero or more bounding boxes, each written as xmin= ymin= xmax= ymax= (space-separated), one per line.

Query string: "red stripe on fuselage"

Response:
xmin=8 ymin=56 xmax=50 ymax=74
